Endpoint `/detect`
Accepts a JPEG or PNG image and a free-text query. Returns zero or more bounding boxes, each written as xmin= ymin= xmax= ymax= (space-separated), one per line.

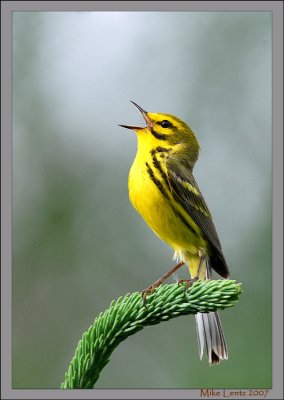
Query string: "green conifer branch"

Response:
xmin=61 ymin=280 xmax=242 ymax=389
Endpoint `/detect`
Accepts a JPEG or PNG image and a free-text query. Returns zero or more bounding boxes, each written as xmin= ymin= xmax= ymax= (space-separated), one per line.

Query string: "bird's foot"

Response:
xmin=141 ymin=261 xmax=185 ymax=307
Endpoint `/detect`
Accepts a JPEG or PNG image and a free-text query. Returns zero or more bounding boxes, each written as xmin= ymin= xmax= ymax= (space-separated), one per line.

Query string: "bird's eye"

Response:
xmin=160 ymin=120 xmax=172 ymax=128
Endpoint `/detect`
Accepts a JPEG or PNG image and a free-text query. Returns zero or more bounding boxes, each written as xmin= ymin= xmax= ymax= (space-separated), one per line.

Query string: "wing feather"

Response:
xmin=166 ymin=157 xmax=229 ymax=278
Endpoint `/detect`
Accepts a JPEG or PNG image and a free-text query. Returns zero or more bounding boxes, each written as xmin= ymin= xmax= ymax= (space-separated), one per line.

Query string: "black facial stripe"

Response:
xmin=150 ymin=128 xmax=167 ymax=140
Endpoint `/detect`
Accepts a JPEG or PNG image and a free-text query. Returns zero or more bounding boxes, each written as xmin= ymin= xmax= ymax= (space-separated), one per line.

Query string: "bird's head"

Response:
xmin=119 ymin=101 xmax=200 ymax=166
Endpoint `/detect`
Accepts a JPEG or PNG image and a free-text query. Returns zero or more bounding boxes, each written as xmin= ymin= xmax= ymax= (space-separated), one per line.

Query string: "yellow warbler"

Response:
xmin=120 ymin=102 xmax=230 ymax=365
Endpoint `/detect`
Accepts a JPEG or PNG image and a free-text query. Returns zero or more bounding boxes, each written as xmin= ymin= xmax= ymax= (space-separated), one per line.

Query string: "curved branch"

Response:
xmin=61 ymin=280 xmax=242 ymax=389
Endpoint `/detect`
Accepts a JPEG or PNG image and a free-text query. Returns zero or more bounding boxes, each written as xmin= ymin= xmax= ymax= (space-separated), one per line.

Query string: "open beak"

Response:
xmin=118 ymin=101 xmax=152 ymax=130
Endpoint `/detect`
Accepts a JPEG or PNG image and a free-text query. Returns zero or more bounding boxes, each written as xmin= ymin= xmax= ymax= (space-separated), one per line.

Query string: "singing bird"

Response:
xmin=119 ymin=102 xmax=230 ymax=365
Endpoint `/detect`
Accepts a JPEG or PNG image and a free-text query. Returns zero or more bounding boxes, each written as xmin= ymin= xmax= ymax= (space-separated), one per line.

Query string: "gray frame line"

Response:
xmin=1 ymin=1 xmax=283 ymax=399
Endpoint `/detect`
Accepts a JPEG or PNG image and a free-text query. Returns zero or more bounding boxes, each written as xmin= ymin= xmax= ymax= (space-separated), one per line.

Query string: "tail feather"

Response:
xmin=195 ymin=259 xmax=228 ymax=365
xmin=195 ymin=311 xmax=228 ymax=365
xmin=177 ymin=252 xmax=229 ymax=364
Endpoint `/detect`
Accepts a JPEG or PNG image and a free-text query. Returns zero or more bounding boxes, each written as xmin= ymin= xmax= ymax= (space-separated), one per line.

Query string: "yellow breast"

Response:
xmin=128 ymin=143 xmax=204 ymax=255
xmin=129 ymin=154 xmax=168 ymax=238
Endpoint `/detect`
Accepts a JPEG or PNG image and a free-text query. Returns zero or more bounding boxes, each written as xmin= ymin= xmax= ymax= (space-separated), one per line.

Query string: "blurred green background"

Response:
xmin=12 ymin=12 xmax=272 ymax=389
